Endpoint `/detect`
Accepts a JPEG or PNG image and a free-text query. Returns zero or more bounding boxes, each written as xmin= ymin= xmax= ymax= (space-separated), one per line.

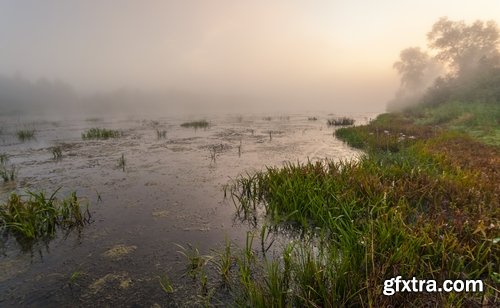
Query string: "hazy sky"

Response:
xmin=1 ymin=1 xmax=499 ymax=111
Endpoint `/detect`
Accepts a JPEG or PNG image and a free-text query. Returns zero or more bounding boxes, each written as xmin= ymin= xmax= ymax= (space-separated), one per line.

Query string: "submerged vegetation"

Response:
xmin=81 ymin=128 xmax=122 ymax=140
xmin=16 ymin=128 xmax=35 ymax=141
xmin=326 ymin=116 xmax=355 ymax=126
xmin=180 ymin=120 xmax=209 ymax=129
xmin=0 ymin=189 xmax=91 ymax=247
xmin=219 ymin=105 xmax=499 ymax=306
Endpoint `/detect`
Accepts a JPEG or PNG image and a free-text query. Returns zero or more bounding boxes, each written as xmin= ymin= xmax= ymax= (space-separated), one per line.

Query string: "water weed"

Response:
xmin=117 ymin=153 xmax=126 ymax=171
xmin=0 ymin=189 xmax=91 ymax=247
xmin=17 ymin=129 xmax=35 ymax=141
xmin=0 ymin=154 xmax=17 ymax=182
xmin=51 ymin=146 xmax=63 ymax=160
xmin=180 ymin=120 xmax=209 ymax=129
xmin=156 ymin=129 xmax=167 ymax=139
xmin=223 ymin=112 xmax=499 ymax=306
xmin=82 ymin=128 xmax=121 ymax=140
xmin=326 ymin=117 xmax=355 ymax=126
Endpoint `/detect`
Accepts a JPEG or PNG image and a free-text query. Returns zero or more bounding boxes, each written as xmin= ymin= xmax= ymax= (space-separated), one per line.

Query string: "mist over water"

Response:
xmin=1 ymin=1 xmax=498 ymax=116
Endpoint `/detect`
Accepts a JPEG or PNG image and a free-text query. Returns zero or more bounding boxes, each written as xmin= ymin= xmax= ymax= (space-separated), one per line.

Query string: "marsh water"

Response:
xmin=0 ymin=112 xmax=373 ymax=307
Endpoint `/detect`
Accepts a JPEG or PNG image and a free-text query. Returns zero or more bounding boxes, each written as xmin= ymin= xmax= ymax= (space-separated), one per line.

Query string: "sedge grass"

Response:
xmin=0 ymin=153 xmax=17 ymax=182
xmin=180 ymin=120 xmax=209 ymax=129
xmin=221 ymin=112 xmax=499 ymax=306
xmin=81 ymin=128 xmax=121 ymax=140
xmin=17 ymin=129 xmax=35 ymax=141
xmin=0 ymin=189 xmax=91 ymax=247
xmin=326 ymin=117 xmax=355 ymax=126
xmin=51 ymin=146 xmax=63 ymax=160
xmin=156 ymin=129 xmax=167 ymax=139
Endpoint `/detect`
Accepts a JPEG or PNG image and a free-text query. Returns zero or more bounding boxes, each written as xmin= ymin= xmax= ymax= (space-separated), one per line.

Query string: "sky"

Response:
xmin=0 ymin=0 xmax=499 ymax=112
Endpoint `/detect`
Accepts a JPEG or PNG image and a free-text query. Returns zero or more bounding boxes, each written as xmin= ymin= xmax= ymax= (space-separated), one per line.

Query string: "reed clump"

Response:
xmin=223 ymin=113 xmax=499 ymax=306
xmin=156 ymin=129 xmax=167 ymax=139
xmin=81 ymin=128 xmax=122 ymax=140
xmin=0 ymin=189 xmax=91 ymax=247
xmin=0 ymin=153 xmax=17 ymax=182
xmin=51 ymin=146 xmax=63 ymax=160
xmin=17 ymin=129 xmax=35 ymax=141
xmin=180 ymin=120 xmax=209 ymax=129
xmin=326 ymin=117 xmax=355 ymax=126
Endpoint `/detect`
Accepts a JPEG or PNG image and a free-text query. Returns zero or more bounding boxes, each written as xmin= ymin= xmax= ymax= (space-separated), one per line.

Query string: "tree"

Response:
xmin=427 ymin=17 xmax=500 ymax=76
xmin=393 ymin=47 xmax=431 ymax=90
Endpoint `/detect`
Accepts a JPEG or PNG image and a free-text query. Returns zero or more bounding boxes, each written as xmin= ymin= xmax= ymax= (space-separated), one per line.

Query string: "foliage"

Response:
xmin=326 ymin=117 xmax=355 ymax=126
xmin=223 ymin=113 xmax=499 ymax=306
xmin=17 ymin=129 xmax=35 ymax=141
xmin=0 ymin=153 xmax=17 ymax=182
xmin=180 ymin=120 xmax=209 ymax=129
xmin=0 ymin=190 xmax=91 ymax=247
xmin=81 ymin=128 xmax=121 ymax=140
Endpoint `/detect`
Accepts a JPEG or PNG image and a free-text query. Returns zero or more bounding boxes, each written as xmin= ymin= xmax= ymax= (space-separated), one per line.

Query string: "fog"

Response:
xmin=1 ymin=1 xmax=499 ymax=115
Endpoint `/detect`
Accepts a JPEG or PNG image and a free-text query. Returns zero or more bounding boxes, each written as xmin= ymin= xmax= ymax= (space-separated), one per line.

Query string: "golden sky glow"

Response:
xmin=0 ymin=1 xmax=499 ymax=111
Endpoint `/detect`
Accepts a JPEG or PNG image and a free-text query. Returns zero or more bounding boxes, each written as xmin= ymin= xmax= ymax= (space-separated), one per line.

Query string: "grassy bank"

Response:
xmin=218 ymin=106 xmax=499 ymax=306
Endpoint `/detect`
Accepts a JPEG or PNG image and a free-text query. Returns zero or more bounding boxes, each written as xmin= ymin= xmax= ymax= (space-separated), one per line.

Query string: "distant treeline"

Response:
xmin=0 ymin=75 xmax=208 ymax=116
xmin=388 ymin=17 xmax=500 ymax=111
xmin=0 ymin=75 xmax=78 ymax=115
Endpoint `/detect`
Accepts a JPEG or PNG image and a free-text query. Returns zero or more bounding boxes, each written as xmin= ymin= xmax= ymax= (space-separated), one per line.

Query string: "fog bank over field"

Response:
xmin=0 ymin=1 xmax=499 ymax=115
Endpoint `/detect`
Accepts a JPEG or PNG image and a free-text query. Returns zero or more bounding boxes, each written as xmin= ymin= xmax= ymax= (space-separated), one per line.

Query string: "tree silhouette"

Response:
xmin=427 ymin=17 xmax=500 ymax=76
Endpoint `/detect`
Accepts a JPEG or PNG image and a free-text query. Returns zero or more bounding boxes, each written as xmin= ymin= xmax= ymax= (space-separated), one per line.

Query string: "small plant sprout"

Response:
xmin=159 ymin=274 xmax=175 ymax=294
xmin=156 ymin=129 xmax=167 ymax=139
xmin=175 ymin=243 xmax=212 ymax=279
xmin=0 ymin=154 xmax=17 ymax=182
xmin=118 ymin=154 xmax=126 ymax=171
xmin=51 ymin=146 xmax=63 ymax=160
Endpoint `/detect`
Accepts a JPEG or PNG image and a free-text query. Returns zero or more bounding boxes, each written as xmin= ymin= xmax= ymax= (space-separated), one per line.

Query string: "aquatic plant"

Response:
xmin=223 ymin=113 xmax=499 ymax=306
xmin=175 ymin=243 xmax=211 ymax=279
xmin=210 ymin=238 xmax=233 ymax=283
xmin=118 ymin=154 xmax=126 ymax=171
xmin=326 ymin=117 xmax=355 ymax=126
xmin=17 ymin=129 xmax=35 ymax=141
xmin=159 ymin=274 xmax=175 ymax=293
xmin=81 ymin=128 xmax=121 ymax=140
xmin=0 ymin=189 xmax=91 ymax=246
xmin=307 ymin=116 xmax=318 ymax=121
xmin=156 ymin=129 xmax=167 ymax=139
xmin=180 ymin=120 xmax=209 ymax=129
xmin=0 ymin=153 xmax=8 ymax=165
xmin=51 ymin=146 xmax=63 ymax=160
xmin=0 ymin=154 xmax=17 ymax=182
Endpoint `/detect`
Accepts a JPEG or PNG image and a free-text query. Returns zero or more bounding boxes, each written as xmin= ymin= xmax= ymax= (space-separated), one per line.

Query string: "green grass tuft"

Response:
xmin=327 ymin=117 xmax=355 ymax=126
xmin=17 ymin=129 xmax=35 ymax=141
xmin=0 ymin=189 xmax=91 ymax=247
xmin=81 ymin=128 xmax=122 ymax=140
xmin=180 ymin=120 xmax=209 ymax=129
